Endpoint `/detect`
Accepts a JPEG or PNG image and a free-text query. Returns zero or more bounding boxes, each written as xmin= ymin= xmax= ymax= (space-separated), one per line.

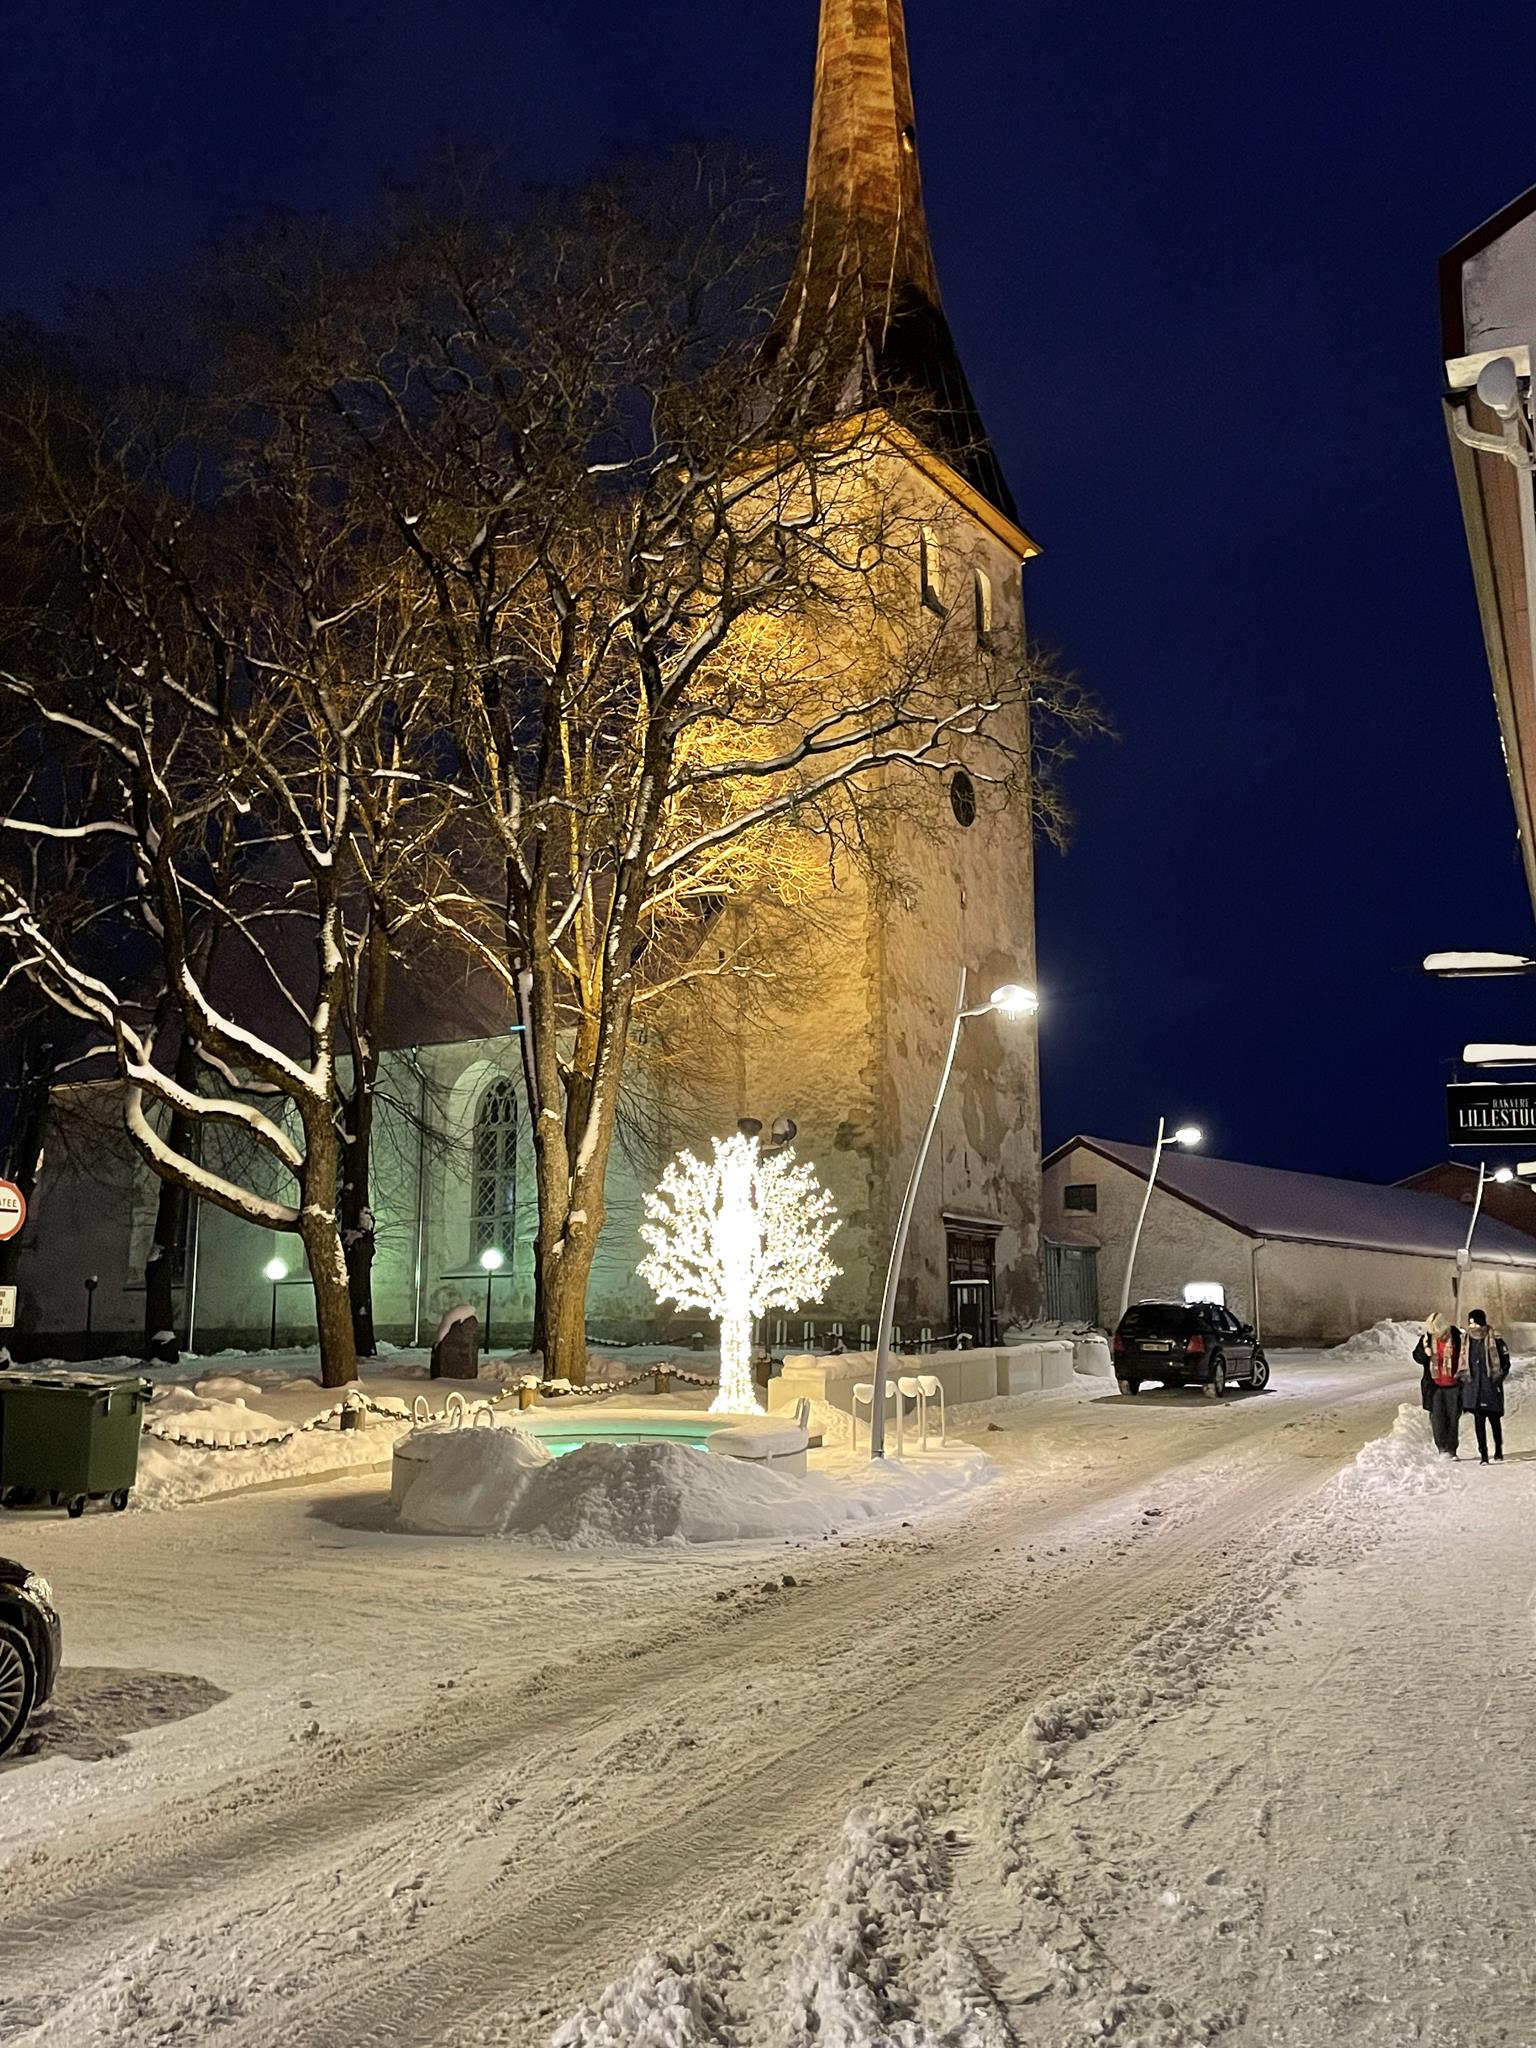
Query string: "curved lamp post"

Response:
xmin=869 ymin=970 xmax=1038 ymax=1460
xmin=1117 ymin=1120 xmax=1203 ymax=1325
xmin=479 ymin=1245 xmax=505 ymax=1354
xmin=1454 ymin=1162 xmax=1514 ymax=1317
xmin=263 ymin=1256 xmax=288 ymax=1349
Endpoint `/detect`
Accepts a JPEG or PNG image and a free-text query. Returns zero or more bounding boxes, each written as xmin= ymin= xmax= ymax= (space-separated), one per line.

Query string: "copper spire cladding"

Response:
xmin=763 ymin=0 xmax=1018 ymax=523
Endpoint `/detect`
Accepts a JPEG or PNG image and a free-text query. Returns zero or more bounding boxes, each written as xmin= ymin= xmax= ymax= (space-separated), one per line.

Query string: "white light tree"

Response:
xmin=638 ymin=1133 xmax=840 ymax=1414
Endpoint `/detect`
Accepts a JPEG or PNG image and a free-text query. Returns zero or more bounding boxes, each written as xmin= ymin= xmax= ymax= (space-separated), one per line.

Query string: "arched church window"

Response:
xmin=920 ymin=527 xmax=946 ymax=615
xmin=472 ymin=1078 xmax=520 ymax=1258
xmin=949 ymin=770 xmax=977 ymax=828
xmin=973 ymin=567 xmax=994 ymax=644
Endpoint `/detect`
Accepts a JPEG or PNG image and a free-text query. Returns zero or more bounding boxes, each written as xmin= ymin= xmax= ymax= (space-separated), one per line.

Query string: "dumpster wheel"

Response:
xmin=111 ymin=1489 xmax=130 ymax=1512
xmin=66 ymin=1496 xmax=86 ymax=1519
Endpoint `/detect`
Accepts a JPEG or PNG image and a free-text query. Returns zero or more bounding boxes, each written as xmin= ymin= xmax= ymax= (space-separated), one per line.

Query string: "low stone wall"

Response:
xmin=767 ymin=1340 xmax=1075 ymax=1422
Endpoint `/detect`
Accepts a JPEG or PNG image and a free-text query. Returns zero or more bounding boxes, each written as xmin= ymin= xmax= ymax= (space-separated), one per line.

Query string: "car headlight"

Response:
xmin=23 ymin=1573 xmax=55 ymax=1612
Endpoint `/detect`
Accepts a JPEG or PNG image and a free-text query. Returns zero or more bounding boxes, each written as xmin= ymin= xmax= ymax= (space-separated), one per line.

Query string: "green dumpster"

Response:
xmin=0 ymin=1371 xmax=152 ymax=1517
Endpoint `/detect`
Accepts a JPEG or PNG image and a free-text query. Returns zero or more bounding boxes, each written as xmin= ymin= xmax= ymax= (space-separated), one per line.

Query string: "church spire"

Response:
xmin=765 ymin=0 xmax=1018 ymax=523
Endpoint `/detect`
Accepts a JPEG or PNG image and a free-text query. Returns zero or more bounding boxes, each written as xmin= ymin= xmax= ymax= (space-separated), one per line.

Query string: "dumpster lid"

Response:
xmin=0 ymin=1369 xmax=153 ymax=1395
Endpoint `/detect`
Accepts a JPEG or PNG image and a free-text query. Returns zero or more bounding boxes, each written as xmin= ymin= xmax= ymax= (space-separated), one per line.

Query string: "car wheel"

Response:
xmin=0 ymin=1622 xmax=38 ymax=1759
xmin=1204 ymin=1354 xmax=1227 ymax=1399
xmin=1117 ymin=1376 xmax=1140 ymax=1396
xmin=1250 ymin=1353 xmax=1271 ymax=1392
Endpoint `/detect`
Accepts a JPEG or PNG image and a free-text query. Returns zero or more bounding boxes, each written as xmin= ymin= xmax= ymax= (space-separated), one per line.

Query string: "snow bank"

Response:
xmin=392 ymin=1429 xmax=993 ymax=1548
xmin=135 ymin=1383 xmax=401 ymax=1510
xmin=1329 ymin=1318 xmax=1421 ymax=1362
xmin=390 ymin=1422 xmax=552 ymax=1535
xmin=556 ymin=1806 xmax=982 ymax=2048
xmin=1337 ymin=1401 xmax=1457 ymax=1501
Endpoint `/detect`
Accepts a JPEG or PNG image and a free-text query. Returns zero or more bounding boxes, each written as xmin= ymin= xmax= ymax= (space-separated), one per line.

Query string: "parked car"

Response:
xmin=1111 ymin=1301 xmax=1270 ymax=1398
xmin=0 ymin=1558 xmax=61 ymax=1759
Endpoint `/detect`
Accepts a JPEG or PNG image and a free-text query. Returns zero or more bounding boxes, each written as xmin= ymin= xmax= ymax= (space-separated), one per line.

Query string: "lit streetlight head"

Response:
xmin=479 ymin=1246 xmax=505 ymax=1273
xmin=989 ymin=983 xmax=1039 ymax=1019
xmin=1172 ymin=1125 xmax=1203 ymax=1148
xmin=263 ymin=1257 xmax=288 ymax=1283
xmin=1493 ymin=1167 xmax=1516 ymax=1184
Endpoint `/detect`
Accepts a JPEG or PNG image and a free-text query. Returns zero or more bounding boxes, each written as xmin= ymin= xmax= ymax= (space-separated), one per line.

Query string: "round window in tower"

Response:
xmin=949 ymin=769 xmax=977 ymax=828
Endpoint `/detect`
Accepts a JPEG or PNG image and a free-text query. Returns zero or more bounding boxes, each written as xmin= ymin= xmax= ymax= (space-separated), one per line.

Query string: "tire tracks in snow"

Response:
xmin=0 ymin=1367 xmax=1406 ymax=2046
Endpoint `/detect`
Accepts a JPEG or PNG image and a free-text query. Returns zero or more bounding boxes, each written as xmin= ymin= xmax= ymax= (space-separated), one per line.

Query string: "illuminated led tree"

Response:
xmin=639 ymin=1134 xmax=840 ymax=1414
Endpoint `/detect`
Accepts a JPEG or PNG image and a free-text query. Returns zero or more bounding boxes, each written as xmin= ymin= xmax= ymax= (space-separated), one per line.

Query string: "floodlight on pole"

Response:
xmin=479 ymin=1245 xmax=505 ymax=1354
xmin=868 ymin=967 xmax=1038 ymax=1460
xmin=263 ymin=1256 xmax=288 ymax=1348
xmin=1118 ymin=1118 xmax=1204 ymax=1324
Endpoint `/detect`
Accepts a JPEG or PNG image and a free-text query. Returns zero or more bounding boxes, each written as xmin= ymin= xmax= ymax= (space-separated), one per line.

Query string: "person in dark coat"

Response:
xmin=1460 ymin=1308 xmax=1510 ymax=1465
xmin=1413 ymin=1313 xmax=1463 ymax=1457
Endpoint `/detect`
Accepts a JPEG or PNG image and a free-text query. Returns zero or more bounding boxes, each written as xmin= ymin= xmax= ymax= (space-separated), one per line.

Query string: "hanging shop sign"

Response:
xmin=1446 ymin=1081 xmax=1536 ymax=1147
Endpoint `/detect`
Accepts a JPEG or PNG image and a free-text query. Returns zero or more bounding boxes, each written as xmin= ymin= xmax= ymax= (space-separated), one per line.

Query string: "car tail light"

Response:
xmin=1185 ymin=1333 xmax=1206 ymax=1355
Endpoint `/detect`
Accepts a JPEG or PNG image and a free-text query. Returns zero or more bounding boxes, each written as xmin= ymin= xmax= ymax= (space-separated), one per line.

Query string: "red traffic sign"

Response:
xmin=0 ymin=1181 xmax=25 ymax=1242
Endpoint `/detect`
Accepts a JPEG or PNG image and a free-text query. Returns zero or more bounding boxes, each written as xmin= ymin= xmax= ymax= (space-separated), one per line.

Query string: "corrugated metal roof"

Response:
xmin=1049 ymin=1136 xmax=1536 ymax=1267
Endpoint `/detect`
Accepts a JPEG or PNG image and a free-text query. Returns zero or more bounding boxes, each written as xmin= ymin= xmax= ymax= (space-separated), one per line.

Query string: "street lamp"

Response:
xmin=479 ymin=1245 xmax=505 ymax=1354
xmin=1118 ymin=1119 xmax=1203 ymax=1324
xmin=1454 ymin=1162 xmax=1516 ymax=1317
xmin=263 ymin=1256 xmax=287 ymax=1349
xmin=868 ymin=969 xmax=1038 ymax=1459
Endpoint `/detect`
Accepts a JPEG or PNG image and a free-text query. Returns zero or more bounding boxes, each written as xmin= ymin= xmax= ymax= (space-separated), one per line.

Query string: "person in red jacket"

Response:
xmin=1413 ymin=1312 xmax=1463 ymax=1458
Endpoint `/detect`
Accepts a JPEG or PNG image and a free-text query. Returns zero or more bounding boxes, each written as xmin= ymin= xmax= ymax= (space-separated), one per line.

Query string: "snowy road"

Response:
xmin=0 ymin=1353 xmax=1483 ymax=2045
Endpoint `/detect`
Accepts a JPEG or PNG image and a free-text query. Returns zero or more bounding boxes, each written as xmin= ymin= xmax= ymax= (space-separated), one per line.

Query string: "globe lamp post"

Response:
xmin=263 ymin=1256 xmax=288 ymax=1349
xmin=479 ymin=1245 xmax=505 ymax=1354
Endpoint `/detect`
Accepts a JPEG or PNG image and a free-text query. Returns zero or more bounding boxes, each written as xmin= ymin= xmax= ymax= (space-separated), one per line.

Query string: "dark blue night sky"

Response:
xmin=7 ymin=1 xmax=1535 ymax=1182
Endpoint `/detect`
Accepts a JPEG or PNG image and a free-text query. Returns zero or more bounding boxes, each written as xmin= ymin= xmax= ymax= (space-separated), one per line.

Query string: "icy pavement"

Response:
xmin=4 ymin=1351 xmax=1530 ymax=2045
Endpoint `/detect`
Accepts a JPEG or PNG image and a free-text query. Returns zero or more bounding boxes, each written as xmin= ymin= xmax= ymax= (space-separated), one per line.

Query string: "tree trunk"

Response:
xmin=0 ymin=1021 xmax=51 ymax=1292
xmin=142 ymin=1031 xmax=199 ymax=1363
xmin=300 ymin=1117 xmax=359 ymax=1388
xmin=541 ymin=1222 xmax=597 ymax=1385
xmin=340 ymin=1091 xmax=377 ymax=1360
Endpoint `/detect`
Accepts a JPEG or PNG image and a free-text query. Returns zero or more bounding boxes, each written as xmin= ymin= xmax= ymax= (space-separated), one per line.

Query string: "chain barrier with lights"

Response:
xmin=137 ymin=1364 xmax=724 ymax=1453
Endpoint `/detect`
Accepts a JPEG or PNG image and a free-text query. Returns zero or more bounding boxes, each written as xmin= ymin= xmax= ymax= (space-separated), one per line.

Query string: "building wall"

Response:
xmin=1041 ymin=1144 xmax=1536 ymax=1345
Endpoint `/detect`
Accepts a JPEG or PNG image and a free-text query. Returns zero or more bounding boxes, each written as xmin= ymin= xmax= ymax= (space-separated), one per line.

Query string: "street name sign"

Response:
xmin=1446 ymin=1081 xmax=1536 ymax=1146
xmin=0 ymin=1181 xmax=23 ymax=1242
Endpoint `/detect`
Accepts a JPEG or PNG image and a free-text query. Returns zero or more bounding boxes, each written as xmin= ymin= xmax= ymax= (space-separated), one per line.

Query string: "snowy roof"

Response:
xmin=1046 ymin=1136 xmax=1536 ymax=1268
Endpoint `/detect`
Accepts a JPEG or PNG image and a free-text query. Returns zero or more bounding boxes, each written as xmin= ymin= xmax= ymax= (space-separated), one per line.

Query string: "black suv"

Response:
xmin=1112 ymin=1301 xmax=1270 ymax=1398
xmin=0 ymin=1558 xmax=61 ymax=1758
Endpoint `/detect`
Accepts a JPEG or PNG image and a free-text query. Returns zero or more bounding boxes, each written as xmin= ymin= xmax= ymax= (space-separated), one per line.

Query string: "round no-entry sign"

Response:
xmin=0 ymin=1181 xmax=25 ymax=1242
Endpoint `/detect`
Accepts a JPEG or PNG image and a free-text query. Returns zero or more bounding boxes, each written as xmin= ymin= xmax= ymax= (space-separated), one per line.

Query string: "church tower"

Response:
xmin=679 ymin=0 xmax=1044 ymax=1344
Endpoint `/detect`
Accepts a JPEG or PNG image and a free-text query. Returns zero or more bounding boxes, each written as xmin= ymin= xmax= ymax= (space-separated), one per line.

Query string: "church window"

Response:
xmin=1064 ymin=1183 xmax=1098 ymax=1213
xmin=973 ymin=567 xmax=995 ymax=644
xmin=949 ymin=769 xmax=977 ymax=828
xmin=471 ymin=1077 xmax=520 ymax=1258
xmin=920 ymin=528 xmax=946 ymax=614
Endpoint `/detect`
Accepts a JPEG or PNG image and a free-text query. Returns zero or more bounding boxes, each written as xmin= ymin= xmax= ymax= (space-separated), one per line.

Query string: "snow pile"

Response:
xmin=390 ymin=1422 xmax=552 ymax=1535
xmin=552 ymin=1952 xmax=730 ymax=2047
xmin=779 ymin=1807 xmax=990 ymax=2048
xmin=1329 ymin=1319 xmax=1421 ymax=1362
xmin=392 ymin=1430 xmax=993 ymax=1547
xmin=189 ymin=1375 xmax=270 ymax=1405
xmin=135 ymin=1383 xmax=401 ymax=1510
xmin=556 ymin=1807 xmax=986 ymax=2048
xmin=151 ymin=1383 xmax=288 ymax=1443
xmin=1337 ymin=1401 xmax=1456 ymax=1502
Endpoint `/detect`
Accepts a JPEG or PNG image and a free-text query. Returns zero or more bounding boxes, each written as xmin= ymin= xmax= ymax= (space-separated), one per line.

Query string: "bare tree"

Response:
xmin=268 ymin=163 xmax=1103 ymax=1382
xmin=0 ymin=355 xmax=453 ymax=1385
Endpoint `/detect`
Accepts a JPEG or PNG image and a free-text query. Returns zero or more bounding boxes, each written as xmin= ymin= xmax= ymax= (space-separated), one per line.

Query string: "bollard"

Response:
xmin=518 ymin=1381 xmax=537 ymax=1411
xmin=654 ymin=1366 xmax=672 ymax=1395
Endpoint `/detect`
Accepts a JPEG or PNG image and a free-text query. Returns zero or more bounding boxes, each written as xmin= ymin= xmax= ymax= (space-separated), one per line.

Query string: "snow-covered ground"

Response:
xmin=2 ymin=1346 xmax=1528 ymax=2045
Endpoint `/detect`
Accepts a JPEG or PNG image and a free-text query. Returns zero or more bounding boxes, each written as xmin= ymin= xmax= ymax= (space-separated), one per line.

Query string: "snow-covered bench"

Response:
xmin=705 ymin=1413 xmax=810 ymax=1477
